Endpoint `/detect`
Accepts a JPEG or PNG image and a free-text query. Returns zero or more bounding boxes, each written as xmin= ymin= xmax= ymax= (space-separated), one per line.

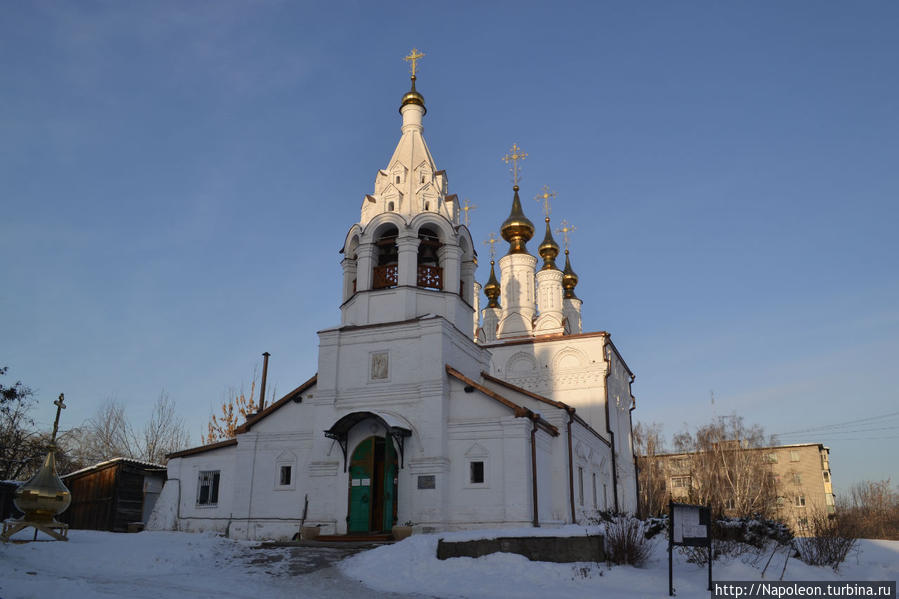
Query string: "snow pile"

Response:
xmin=340 ymin=528 xmax=899 ymax=599
xmin=0 ymin=530 xmax=286 ymax=599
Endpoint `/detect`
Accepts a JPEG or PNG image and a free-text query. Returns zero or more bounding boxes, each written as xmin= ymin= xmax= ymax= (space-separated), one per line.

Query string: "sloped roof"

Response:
xmin=445 ymin=365 xmax=558 ymax=436
xmin=235 ymin=374 xmax=318 ymax=434
xmin=62 ymin=457 xmax=166 ymax=479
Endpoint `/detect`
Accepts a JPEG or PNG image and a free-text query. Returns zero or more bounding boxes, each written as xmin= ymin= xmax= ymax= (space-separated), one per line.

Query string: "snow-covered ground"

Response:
xmin=341 ymin=526 xmax=899 ymax=599
xmin=1 ymin=527 xmax=896 ymax=599
xmin=0 ymin=530 xmax=423 ymax=599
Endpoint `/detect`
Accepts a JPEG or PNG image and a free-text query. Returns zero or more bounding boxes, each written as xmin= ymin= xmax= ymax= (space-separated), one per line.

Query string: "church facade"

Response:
xmin=150 ymin=61 xmax=638 ymax=540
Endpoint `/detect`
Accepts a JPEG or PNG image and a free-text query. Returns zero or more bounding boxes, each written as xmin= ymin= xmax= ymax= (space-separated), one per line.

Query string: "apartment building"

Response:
xmin=642 ymin=442 xmax=834 ymax=534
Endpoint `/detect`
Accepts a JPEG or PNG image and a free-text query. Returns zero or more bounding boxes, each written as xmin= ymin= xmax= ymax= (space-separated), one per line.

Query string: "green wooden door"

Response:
xmin=382 ymin=439 xmax=397 ymax=530
xmin=348 ymin=437 xmax=373 ymax=533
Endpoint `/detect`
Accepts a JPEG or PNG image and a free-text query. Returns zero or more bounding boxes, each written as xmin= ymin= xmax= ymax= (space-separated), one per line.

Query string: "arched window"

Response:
xmin=395 ymin=175 xmax=401 ymax=184
xmin=372 ymin=226 xmax=398 ymax=289
xmin=424 ymin=201 xmax=430 ymax=211
xmin=387 ymin=201 xmax=395 ymax=212
xmin=417 ymin=226 xmax=442 ymax=290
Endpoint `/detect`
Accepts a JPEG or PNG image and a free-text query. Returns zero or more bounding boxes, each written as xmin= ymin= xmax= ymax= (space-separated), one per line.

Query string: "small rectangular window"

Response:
xmin=470 ymin=461 xmax=484 ymax=484
xmin=197 ymin=470 xmax=220 ymax=506
xmin=795 ymin=495 xmax=806 ymax=507
xmin=822 ymin=471 xmax=830 ymax=482
xmin=280 ymin=465 xmax=292 ymax=486
xmin=672 ymin=476 xmax=691 ymax=489
xmin=793 ymin=473 xmax=802 ymax=485
xmin=767 ymin=453 xmax=778 ymax=464
xmin=790 ymin=450 xmax=800 ymax=462
xmin=798 ymin=517 xmax=809 ymax=530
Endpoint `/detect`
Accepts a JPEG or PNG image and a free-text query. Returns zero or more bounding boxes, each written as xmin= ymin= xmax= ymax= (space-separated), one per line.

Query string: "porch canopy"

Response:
xmin=324 ymin=411 xmax=412 ymax=471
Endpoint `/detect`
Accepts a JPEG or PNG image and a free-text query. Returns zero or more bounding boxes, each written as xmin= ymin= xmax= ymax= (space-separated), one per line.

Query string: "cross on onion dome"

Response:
xmin=501 ymin=143 xmax=528 ymax=187
xmin=534 ymin=185 xmax=556 ymax=218
xmin=461 ymin=198 xmax=477 ymax=226
xmin=484 ymin=233 xmax=500 ymax=261
xmin=555 ymin=219 xmax=576 ymax=251
xmin=404 ymin=48 xmax=425 ymax=77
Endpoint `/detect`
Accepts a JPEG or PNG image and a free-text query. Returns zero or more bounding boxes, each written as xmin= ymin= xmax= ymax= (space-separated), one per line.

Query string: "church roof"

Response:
xmin=445 ymin=365 xmax=558 ymax=436
xmin=167 ymin=438 xmax=237 ymax=459
xmin=236 ymin=374 xmax=318 ymax=433
xmin=480 ymin=372 xmax=612 ymax=448
xmin=482 ymin=331 xmax=635 ymax=379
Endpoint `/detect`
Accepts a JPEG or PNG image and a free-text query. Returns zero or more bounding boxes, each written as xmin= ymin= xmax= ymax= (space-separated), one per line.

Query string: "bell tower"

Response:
xmin=339 ymin=50 xmax=476 ymax=333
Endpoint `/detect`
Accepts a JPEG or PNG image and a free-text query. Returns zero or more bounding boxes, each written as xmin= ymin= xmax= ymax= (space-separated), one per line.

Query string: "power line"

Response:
xmin=774 ymin=410 xmax=899 ymax=436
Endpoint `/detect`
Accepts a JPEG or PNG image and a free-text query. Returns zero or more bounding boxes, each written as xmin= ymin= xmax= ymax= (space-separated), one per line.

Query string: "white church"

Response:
xmin=151 ymin=55 xmax=638 ymax=540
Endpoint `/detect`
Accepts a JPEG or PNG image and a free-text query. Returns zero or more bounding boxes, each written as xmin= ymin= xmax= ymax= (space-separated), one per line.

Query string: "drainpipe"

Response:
xmin=567 ymin=409 xmax=576 ymax=523
xmin=629 ymin=392 xmax=639 ymax=517
xmin=603 ymin=338 xmax=619 ymax=513
xmin=259 ymin=352 xmax=271 ymax=411
xmin=530 ymin=417 xmax=540 ymax=527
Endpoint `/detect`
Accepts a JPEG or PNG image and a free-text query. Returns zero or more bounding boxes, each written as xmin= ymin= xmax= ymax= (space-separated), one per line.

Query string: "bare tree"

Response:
xmin=0 ymin=366 xmax=44 ymax=480
xmin=142 ymin=392 xmax=191 ymax=464
xmin=634 ymin=421 xmax=668 ymax=517
xmin=76 ymin=393 xmax=190 ymax=465
xmin=203 ymin=370 xmax=259 ymax=444
xmin=672 ymin=414 xmax=779 ymax=519
xmin=838 ymin=479 xmax=899 ymax=540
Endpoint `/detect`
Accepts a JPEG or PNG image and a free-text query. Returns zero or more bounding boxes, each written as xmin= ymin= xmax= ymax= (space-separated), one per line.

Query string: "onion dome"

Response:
xmin=500 ymin=185 xmax=535 ymax=254
xmin=399 ymin=75 xmax=426 ymax=115
xmin=13 ymin=449 xmax=71 ymax=522
xmin=561 ymin=249 xmax=579 ymax=299
xmin=537 ymin=217 xmax=560 ymax=270
xmin=484 ymin=260 xmax=501 ymax=308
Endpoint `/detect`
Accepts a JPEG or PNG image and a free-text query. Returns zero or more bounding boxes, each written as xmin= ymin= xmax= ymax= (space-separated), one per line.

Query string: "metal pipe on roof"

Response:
xmin=259 ymin=352 xmax=271 ymax=411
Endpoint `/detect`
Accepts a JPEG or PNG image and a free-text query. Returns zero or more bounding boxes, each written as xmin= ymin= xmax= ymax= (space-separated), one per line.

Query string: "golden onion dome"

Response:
xmin=500 ymin=185 xmax=535 ymax=254
xmin=537 ymin=217 xmax=560 ymax=270
xmin=399 ymin=75 xmax=426 ymax=115
xmin=562 ymin=249 xmax=579 ymax=299
xmin=13 ymin=448 xmax=71 ymax=523
xmin=483 ymin=260 xmax=501 ymax=308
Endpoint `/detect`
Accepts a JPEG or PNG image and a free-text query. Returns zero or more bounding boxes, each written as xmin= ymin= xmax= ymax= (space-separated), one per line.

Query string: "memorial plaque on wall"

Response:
xmin=417 ymin=475 xmax=436 ymax=489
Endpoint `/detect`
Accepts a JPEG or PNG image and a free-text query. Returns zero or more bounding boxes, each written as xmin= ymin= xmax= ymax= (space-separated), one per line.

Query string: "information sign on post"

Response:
xmin=668 ymin=501 xmax=712 ymax=596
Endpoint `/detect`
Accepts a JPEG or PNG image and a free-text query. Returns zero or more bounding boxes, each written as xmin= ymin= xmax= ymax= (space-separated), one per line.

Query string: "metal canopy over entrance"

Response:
xmin=323 ymin=411 xmax=412 ymax=472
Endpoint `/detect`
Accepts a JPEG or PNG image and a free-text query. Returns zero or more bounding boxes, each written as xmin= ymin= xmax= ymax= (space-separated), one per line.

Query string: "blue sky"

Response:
xmin=2 ymin=1 xmax=897 ymax=495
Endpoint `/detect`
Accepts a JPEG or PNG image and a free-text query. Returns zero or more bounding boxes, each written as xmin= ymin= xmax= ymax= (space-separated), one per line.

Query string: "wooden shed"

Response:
xmin=60 ymin=458 xmax=166 ymax=532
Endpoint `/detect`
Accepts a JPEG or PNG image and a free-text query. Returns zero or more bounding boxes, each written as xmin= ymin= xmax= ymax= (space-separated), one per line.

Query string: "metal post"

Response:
xmin=259 ymin=352 xmax=270 ymax=411
xmin=708 ymin=504 xmax=713 ymax=592
xmin=668 ymin=500 xmax=674 ymax=596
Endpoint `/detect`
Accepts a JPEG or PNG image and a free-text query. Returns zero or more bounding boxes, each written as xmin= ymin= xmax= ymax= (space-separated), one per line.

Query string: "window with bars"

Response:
xmin=197 ymin=471 xmax=220 ymax=506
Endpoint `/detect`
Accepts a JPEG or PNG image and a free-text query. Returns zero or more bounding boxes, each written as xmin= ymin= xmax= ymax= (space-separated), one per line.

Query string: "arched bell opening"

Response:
xmin=372 ymin=226 xmax=399 ymax=289
xmin=417 ymin=226 xmax=443 ymax=290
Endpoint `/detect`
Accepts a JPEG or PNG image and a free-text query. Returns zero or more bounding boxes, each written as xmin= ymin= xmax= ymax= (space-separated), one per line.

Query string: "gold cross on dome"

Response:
xmin=534 ymin=185 xmax=556 ymax=218
xmin=484 ymin=232 xmax=499 ymax=261
xmin=404 ymin=48 xmax=425 ymax=77
xmin=556 ymin=219 xmax=576 ymax=251
xmin=501 ymin=143 xmax=528 ymax=186
xmin=50 ymin=393 xmax=67 ymax=445
xmin=461 ymin=198 xmax=477 ymax=226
